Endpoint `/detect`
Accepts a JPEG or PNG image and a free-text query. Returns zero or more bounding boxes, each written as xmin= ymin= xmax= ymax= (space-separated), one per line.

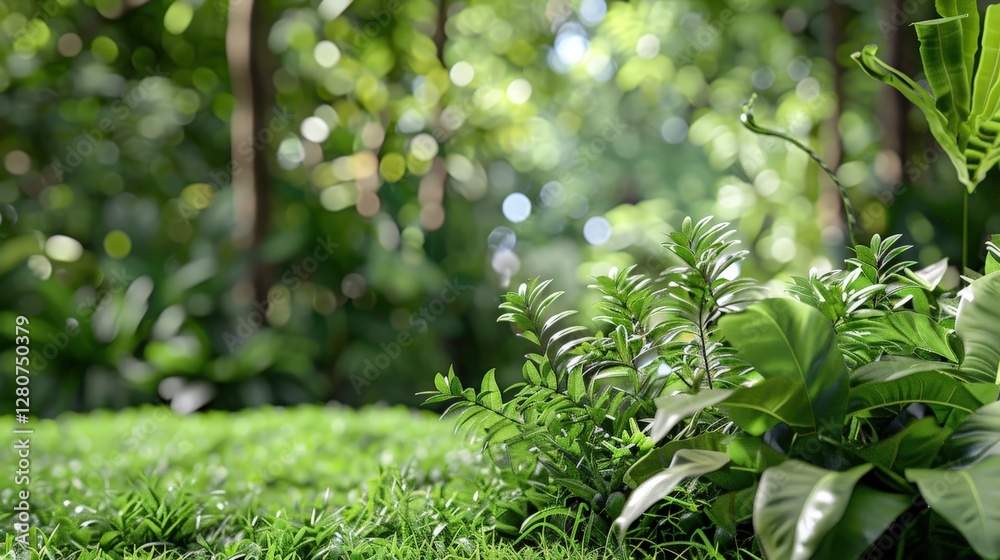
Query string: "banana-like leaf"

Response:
xmin=648 ymin=390 xmax=732 ymax=443
xmin=967 ymin=7 xmax=1000 ymax=185
xmin=718 ymin=377 xmax=816 ymax=435
xmin=718 ymin=298 xmax=848 ymax=436
xmin=971 ymin=5 xmax=1000 ymax=123
xmin=956 ymin=271 xmax=1000 ymax=384
xmin=811 ymin=486 xmax=914 ymax=560
xmin=852 ymin=45 xmax=973 ymax=190
xmin=612 ymin=449 xmax=730 ymax=540
xmin=914 ymin=15 xmax=972 ymax=139
xmin=935 ymin=0 xmax=980 ymax=81
xmin=907 ymin=456 xmax=1000 ymax=559
xmin=753 ymin=461 xmax=872 ymax=560
xmin=625 ymin=431 xmax=726 ymax=487
xmin=941 ymin=400 xmax=1000 ymax=466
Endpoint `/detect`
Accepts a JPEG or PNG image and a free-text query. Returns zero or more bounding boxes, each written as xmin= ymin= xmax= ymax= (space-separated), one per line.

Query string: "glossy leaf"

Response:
xmin=956 ymin=271 xmax=1000 ymax=384
xmin=624 ymin=431 xmax=726 ymax=487
xmin=718 ymin=377 xmax=816 ymax=435
xmin=649 ymin=390 xmax=732 ymax=443
xmin=941 ymin=400 xmax=1000 ymax=466
xmin=719 ymin=298 xmax=848 ymax=436
xmin=811 ymin=486 xmax=913 ymax=560
xmin=849 ymin=370 xmax=992 ymax=426
xmin=753 ymin=461 xmax=872 ymax=560
xmin=613 ymin=449 xmax=730 ymax=540
xmin=907 ymin=456 xmax=1000 ymax=558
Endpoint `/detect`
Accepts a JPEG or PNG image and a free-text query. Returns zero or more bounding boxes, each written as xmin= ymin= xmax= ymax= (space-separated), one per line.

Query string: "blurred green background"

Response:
xmin=1 ymin=0 xmax=998 ymax=416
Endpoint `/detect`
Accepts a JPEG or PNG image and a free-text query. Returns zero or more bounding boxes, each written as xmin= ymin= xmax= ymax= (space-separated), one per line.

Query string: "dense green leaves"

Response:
xmin=612 ymin=449 xmax=730 ymax=540
xmin=719 ymin=298 xmax=848 ymax=436
xmin=431 ymin=217 xmax=1000 ymax=557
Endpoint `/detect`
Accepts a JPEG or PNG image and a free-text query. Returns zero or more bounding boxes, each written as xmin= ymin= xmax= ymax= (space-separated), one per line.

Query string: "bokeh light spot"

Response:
xmin=501 ymin=193 xmax=531 ymax=223
xmin=104 ymin=230 xmax=132 ymax=259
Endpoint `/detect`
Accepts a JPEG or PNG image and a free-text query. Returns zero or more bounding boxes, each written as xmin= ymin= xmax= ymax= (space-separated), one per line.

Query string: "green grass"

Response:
xmin=0 ymin=405 xmax=625 ymax=560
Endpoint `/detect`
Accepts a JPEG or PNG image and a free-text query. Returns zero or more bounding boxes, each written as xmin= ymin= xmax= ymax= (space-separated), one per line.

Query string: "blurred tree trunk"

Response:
xmin=434 ymin=0 xmax=449 ymax=65
xmin=880 ymin=0 xmax=912 ymax=184
xmin=226 ymin=0 xmax=275 ymax=308
xmin=822 ymin=0 xmax=851 ymax=247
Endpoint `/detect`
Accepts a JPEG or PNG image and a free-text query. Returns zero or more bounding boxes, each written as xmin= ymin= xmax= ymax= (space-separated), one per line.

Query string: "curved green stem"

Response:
xmin=741 ymin=94 xmax=859 ymax=247
xmin=963 ymin=191 xmax=969 ymax=275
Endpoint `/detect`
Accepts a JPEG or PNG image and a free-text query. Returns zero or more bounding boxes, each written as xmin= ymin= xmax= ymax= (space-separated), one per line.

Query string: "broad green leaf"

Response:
xmin=567 ymin=366 xmax=585 ymax=403
xmin=649 ymin=390 xmax=732 ymax=443
xmin=935 ymin=0 xmax=979 ymax=82
xmin=941 ymin=400 xmax=1000 ymax=466
xmin=840 ymin=311 xmax=959 ymax=362
xmin=907 ymin=456 xmax=1000 ymax=558
xmin=718 ymin=377 xmax=816 ymax=435
xmin=956 ymin=271 xmax=1000 ymax=383
xmin=753 ymin=461 xmax=872 ymax=560
xmin=855 ymin=417 xmax=952 ymax=474
xmin=719 ymin=298 xmax=848 ymax=436
xmin=971 ymin=5 xmax=1000 ymax=123
xmin=914 ymin=15 xmax=972 ymax=138
xmin=811 ymin=487 xmax=914 ymax=560
xmin=852 ymin=45 xmax=973 ymax=190
xmin=624 ymin=431 xmax=726 ymax=487
xmin=479 ymin=369 xmax=502 ymax=410
xmin=849 ymin=370 xmax=992 ymax=426
xmin=707 ymin=485 xmax=756 ymax=536
xmin=613 ymin=449 xmax=730 ymax=540
xmin=851 ymin=356 xmax=966 ymax=385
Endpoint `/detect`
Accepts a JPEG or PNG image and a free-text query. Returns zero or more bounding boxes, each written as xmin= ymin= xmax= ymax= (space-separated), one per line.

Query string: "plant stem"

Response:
xmin=963 ymin=191 xmax=969 ymax=275
xmin=741 ymin=94 xmax=859 ymax=247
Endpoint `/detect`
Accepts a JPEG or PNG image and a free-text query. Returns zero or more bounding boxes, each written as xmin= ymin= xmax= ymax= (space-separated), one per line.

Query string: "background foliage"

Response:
xmin=1 ymin=0 xmax=999 ymax=415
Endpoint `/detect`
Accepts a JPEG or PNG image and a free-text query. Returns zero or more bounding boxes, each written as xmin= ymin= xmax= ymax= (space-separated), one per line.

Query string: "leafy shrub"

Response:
xmin=426 ymin=216 xmax=1000 ymax=559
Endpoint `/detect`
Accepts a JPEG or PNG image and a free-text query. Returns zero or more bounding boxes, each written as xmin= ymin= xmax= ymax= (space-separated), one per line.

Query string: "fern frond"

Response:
xmin=499 ymin=278 xmax=593 ymax=376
